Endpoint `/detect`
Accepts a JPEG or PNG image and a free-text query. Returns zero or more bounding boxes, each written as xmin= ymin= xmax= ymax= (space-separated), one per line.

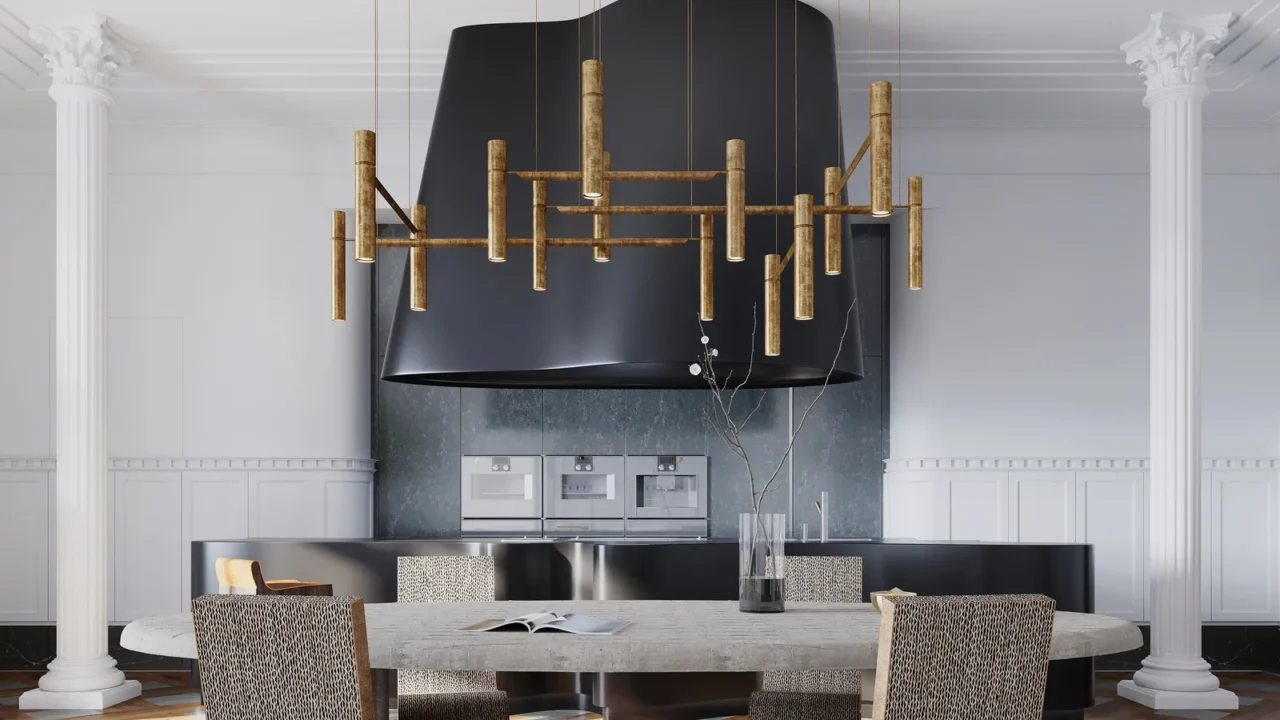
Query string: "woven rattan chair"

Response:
xmin=395 ymin=555 xmax=508 ymax=720
xmin=191 ymin=594 xmax=374 ymax=720
xmin=748 ymin=555 xmax=864 ymax=719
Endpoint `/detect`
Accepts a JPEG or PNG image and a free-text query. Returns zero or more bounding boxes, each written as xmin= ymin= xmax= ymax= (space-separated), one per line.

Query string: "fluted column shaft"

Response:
xmin=1118 ymin=12 xmax=1237 ymax=711
xmin=1140 ymin=81 xmax=1214 ymax=690
xmin=46 ymin=83 xmax=120 ymax=693
xmin=25 ymin=18 xmax=136 ymax=702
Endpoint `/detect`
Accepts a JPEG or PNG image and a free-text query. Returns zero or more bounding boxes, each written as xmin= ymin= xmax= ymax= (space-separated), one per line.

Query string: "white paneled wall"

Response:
xmin=0 ymin=470 xmax=51 ymax=622
xmin=884 ymin=459 xmax=1280 ymax=623
xmin=0 ymin=460 xmax=373 ymax=624
xmin=0 ymin=125 xmax=377 ymax=626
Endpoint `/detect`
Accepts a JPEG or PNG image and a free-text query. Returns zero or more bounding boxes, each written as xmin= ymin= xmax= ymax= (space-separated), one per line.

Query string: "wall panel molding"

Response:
xmin=885 ymin=457 xmax=1279 ymax=473
xmin=0 ymin=457 xmax=375 ymax=472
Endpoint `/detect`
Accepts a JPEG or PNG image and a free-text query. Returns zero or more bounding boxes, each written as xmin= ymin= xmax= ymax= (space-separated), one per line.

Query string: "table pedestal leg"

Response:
xmin=372 ymin=669 xmax=390 ymax=720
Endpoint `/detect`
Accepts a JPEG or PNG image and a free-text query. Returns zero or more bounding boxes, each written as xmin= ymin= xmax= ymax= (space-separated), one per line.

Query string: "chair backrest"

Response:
xmin=397 ymin=555 xmax=496 ymax=694
xmin=786 ymin=555 xmax=863 ymax=603
xmin=762 ymin=555 xmax=863 ymax=695
xmin=215 ymin=558 xmax=267 ymax=594
xmin=872 ymin=594 xmax=1056 ymax=720
xmin=191 ymin=594 xmax=374 ymax=720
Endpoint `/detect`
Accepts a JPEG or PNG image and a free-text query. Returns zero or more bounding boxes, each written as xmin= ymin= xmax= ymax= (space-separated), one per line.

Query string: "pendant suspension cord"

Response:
xmin=373 ymin=0 xmax=379 ymax=152
xmin=897 ymin=0 xmax=903 ymax=201
xmin=535 ymin=0 xmax=539 ymax=170
xmin=406 ymin=0 xmax=411 ymax=199
xmin=773 ymin=0 xmax=779 ymax=254
xmin=836 ymin=0 xmax=841 ymax=166
xmin=577 ymin=0 xmax=582 ymax=204
xmin=687 ymin=0 xmax=693 ymax=240
xmin=794 ymin=0 xmax=798 ymax=199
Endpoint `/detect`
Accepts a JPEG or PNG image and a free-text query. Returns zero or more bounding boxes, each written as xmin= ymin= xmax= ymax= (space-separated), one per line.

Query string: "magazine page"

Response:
xmin=462 ymin=611 xmax=559 ymax=632
xmin=532 ymin=613 xmax=631 ymax=635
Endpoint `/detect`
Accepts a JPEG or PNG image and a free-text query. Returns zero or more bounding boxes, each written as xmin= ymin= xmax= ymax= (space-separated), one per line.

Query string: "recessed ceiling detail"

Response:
xmin=2 ymin=0 xmax=1279 ymax=128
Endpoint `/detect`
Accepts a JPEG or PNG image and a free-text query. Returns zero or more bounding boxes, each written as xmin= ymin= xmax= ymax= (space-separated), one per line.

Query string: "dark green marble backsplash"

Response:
xmin=372 ymin=225 xmax=888 ymax=539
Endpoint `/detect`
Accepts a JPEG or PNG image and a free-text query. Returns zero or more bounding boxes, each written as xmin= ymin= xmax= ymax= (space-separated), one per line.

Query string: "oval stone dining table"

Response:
xmin=122 ymin=599 xmax=1141 ymax=673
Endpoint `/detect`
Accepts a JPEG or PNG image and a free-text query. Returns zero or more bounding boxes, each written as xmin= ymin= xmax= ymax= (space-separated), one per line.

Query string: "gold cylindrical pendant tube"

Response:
xmin=870 ymin=81 xmax=893 ymax=217
xmin=582 ymin=60 xmax=605 ymax=199
xmin=794 ymin=194 xmax=814 ymax=321
xmin=533 ymin=181 xmax=548 ymax=291
xmin=331 ymin=210 xmax=346 ymax=321
xmin=765 ymin=254 xmax=781 ymax=356
xmin=909 ymin=176 xmax=923 ymax=290
xmin=699 ymin=215 xmax=714 ymax=321
xmin=823 ymin=166 xmax=842 ymax=275
xmin=488 ymin=139 xmax=508 ymax=262
xmin=410 ymin=204 xmax=427 ymax=311
xmin=726 ymin=139 xmax=746 ymax=261
xmin=594 ymin=152 xmax=612 ymax=262
xmin=355 ymin=130 xmax=376 ymax=263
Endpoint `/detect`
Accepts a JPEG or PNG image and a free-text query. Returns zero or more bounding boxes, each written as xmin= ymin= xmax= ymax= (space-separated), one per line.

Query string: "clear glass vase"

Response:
xmin=739 ymin=512 xmax=786 ymax=613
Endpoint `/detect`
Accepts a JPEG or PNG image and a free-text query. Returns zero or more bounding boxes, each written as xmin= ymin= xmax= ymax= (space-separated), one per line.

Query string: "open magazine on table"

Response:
xmin=462 ymin=611 xmax=630 ymax=635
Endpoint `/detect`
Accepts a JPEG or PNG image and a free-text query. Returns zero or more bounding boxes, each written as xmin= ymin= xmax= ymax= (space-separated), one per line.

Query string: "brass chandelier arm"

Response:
xmin=370 ymin=237 xmax=691 ymax=248
xmin=554 ymin=204 xmax=884 ymax=216
xmin=374 ymin=178 xmax=421 ymax=235
xmin=776 ymin=240 xmax=796 ymax=277
xmin=838 ymin=133 xmax=872 ymax=192
xmin=512 ymin=170 xmax=724 ymax=182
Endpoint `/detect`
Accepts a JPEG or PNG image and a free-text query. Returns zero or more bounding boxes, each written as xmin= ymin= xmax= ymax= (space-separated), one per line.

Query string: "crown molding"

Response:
xmin=0 ymin=457 xmax=376 ymax=472
xmin=884 ymin=457 xmax=1280 ymax=472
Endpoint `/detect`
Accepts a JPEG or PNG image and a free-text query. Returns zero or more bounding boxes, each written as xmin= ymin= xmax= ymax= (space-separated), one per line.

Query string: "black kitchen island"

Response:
xmin=192 ymin=538 xmax=1096 ymax=720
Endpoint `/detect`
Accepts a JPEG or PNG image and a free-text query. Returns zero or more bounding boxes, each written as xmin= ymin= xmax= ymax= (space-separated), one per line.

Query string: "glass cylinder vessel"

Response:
xmin=739 ymin=512 xmax=786 ymax=612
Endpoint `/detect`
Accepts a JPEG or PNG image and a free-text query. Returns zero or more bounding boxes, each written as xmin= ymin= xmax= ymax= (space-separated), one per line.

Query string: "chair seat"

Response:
xmin=398 ymin=690 xmax=509 ymax=720
xmin=748 ymin=689 xmax=862 ymax=720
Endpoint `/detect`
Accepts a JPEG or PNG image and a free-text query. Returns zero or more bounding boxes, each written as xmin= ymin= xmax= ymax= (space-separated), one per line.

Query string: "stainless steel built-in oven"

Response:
xmin=543 ymin=455 xmax=625 ymax=536
xmin=461 ymin=456 xmax=542 ymax=536
xmin=624 ymin=455 xmax=709 ymax=537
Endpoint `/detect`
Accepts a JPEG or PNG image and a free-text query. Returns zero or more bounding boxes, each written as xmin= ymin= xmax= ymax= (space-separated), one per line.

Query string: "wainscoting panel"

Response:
xmin=1009 ymin=471 xmax=1075 ymax=543
xmin=1077 ymin=470 xmax=1146 ymax=621
xmin=325 ymin=474 xmax=375 ymax=538
xmin=0 ymin=458 xmax=372 ymax=625
xmin=113 ymin=471 xmax=184 ymax=622
xmin=0 ymin=471 xmax=50 ymax=622
xmin=181 ymin=471 xmax=250 ymax=609
xmin=884 ymin=458 xmax=1279 ymax=623
xmin=948 ymin=472 xmax=1007 ymax=542
xmin=249 ymin=472 xmax=323 ymax=538
xmin=1211 ymin=470 xmax=1279 ymax=622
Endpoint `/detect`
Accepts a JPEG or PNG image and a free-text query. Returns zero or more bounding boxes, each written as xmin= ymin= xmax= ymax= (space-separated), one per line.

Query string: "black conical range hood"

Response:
xmin=382 ymin=0 xmax=864 ymax=389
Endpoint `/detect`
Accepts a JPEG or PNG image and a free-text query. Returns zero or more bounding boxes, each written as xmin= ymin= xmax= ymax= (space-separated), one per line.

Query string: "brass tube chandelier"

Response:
xmin=331 ymin=0 xmax=925 ymax=359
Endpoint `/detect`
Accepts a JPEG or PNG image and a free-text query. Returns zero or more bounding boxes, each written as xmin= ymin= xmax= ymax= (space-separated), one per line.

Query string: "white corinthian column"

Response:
xmin=20 ymin=17 xmax=141 ymax=711
xmin=1116 ymin=12 xmax=1237 ymax=712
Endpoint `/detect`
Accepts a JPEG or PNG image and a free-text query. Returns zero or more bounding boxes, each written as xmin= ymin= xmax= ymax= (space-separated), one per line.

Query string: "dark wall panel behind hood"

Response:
xmin=382 ymin=0 xmax=865 ymax=389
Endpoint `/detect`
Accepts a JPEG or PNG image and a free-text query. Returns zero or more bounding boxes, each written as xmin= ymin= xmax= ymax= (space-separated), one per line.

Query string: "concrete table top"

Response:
xmin=121 ymin=600 xmax=1142 ymax=673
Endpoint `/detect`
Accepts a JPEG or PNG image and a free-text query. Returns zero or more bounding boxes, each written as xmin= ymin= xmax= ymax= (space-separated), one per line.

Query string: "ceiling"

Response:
xmin=1 ymin=0 xmax=1278 ymax=128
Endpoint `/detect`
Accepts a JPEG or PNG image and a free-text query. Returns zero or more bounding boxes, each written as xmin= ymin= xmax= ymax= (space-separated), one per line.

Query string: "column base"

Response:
xmin=1117 ymin=680 xmax=1238 ymax=710
xmin=18 ymin=680 xmax=142 ymax=710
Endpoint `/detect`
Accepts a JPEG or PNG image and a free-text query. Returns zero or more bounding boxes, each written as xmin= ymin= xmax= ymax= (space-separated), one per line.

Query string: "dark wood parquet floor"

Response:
xmin=2 ymin=671 xmax=1278 ymax=719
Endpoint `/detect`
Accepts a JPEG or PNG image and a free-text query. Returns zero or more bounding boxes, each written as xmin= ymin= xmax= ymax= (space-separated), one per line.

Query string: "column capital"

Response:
xmin=1122 ymin=12 xmax=1232 ymax=101
xmin=29 ymin=16 xmax=135 ymax=95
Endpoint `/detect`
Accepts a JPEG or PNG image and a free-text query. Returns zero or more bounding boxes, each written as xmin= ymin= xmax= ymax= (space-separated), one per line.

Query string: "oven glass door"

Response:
xmin=630 ymin=473 xmax=706 ymax=518
xmin=462 ymin=470 xmax=540 ymax=519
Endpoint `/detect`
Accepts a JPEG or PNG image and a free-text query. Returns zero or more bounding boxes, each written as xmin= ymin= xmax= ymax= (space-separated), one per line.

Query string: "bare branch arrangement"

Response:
xmin=691 ymin=299 xmax=859 ymax=521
